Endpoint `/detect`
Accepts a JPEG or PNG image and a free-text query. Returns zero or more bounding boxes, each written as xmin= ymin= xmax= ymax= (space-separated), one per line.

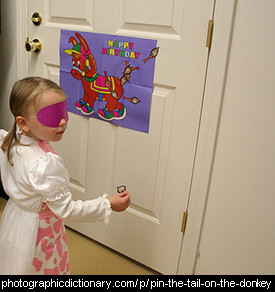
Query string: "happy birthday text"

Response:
xmin=102 ymin=40 xmax=140 ymax=59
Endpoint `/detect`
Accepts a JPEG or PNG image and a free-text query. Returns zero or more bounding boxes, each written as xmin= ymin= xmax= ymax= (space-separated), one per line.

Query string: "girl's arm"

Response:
xmin=29 ymin=152 xmax=130 ymax=224
xmin=46 ymin=191 xmax=130 ymax=224
xmin=46 ymin=192 xmax=112 ymax=225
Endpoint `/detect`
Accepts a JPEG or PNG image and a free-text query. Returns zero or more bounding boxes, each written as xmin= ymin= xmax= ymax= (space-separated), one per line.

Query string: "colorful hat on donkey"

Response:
xmin=64 ymin=33 xmax=91 ymax=57
xmin=64 ymin=32 xmax=98 ymax=81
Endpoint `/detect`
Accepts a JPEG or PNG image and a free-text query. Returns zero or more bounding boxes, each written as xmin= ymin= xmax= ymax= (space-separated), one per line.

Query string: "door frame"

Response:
xmin=16 ymin=0 xmax=28 ymax=79
xmin=177 ymin=0 xmax=237 ymax=274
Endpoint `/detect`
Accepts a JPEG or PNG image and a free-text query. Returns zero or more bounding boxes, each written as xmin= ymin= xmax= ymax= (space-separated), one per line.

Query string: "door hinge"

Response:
xmin=181 ymin=211 xmax=188 ymax=234
xmin=206 ymin=20 xmax=214 ymax=48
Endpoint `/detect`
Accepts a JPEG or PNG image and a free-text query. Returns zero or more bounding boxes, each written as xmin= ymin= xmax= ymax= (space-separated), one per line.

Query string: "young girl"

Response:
xmin=0 ymin=76 xmax=130 ymax=275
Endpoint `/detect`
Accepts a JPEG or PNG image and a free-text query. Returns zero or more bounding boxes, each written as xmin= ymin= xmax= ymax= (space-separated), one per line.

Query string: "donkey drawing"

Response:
xmin=65 ymin=33 xmax=139 ymax=121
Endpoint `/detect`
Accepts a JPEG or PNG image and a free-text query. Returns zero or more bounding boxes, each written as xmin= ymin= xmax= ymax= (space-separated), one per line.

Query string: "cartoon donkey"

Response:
xmin=65 ymin=33 xmax=138 ymax=121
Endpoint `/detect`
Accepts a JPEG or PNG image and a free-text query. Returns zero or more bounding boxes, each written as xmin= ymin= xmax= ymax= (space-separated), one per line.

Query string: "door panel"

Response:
xmin=28 ymin=0 xmax=214 ymax=274
xmin=46 ymin=0 xmax=94 ymax=29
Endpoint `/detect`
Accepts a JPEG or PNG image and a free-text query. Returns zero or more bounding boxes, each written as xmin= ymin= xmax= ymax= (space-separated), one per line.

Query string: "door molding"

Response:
xmin=177 ymin=0 xmax=237 ymax=274
xmin=17 ymin=0 xmax=28 ymax=79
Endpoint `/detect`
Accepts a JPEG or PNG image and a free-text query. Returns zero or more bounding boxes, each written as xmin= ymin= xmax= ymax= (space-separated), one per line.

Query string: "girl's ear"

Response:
xmin=16 ymin=116 xmax=30 ymax=133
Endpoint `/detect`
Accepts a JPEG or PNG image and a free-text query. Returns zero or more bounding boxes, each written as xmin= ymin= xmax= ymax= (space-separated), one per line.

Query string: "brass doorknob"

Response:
xmin=31 ymin=12 xmax=42 ymax=26
xmin=25 ymin=38 xmax=41 ymax=53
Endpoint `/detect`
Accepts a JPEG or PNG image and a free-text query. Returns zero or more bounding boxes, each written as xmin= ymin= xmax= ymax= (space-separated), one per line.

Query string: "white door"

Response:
xmin=27 ymin=0 xmax=214 ymax=274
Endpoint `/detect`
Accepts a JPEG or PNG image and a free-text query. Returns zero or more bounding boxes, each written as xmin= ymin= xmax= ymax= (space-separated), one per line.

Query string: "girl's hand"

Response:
xmin=109 ymin=192 xmax=130 ymax=212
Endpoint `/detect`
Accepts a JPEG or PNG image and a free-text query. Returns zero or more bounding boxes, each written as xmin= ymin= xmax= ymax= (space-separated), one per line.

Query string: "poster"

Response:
xmin=59 ymin=30 xmax=158 ymax=133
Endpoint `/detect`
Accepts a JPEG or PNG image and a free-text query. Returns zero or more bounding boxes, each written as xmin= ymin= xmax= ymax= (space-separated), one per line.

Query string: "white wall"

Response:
xmin=0 ymin=0 xmax=23 ymax=130
xmin=194 ymin=0 xmax=275 ymax=274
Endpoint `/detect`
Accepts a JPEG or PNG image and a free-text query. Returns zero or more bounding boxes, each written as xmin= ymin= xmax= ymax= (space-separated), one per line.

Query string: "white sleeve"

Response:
xmin=46 ymin=192 xmax=112 ymax=225
xmin=28 ymin=152 xmax=70 ymax=201
xmin=0 ymin=130 xmax=8 ymax=180
xmin=0 ymin=130 xmax=7 ymax=142
xmin=29 ymin=152 xmax=112 ymax=224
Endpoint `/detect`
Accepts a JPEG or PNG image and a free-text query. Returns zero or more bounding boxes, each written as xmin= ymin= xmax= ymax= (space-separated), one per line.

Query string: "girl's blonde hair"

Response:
xmin=1 ymin=76 xmax=65 ymax=166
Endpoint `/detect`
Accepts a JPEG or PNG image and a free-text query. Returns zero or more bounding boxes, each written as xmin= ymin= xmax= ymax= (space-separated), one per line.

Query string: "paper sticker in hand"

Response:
xmin=117 ymin=185 xmax=127 ymax=193
xmin=60 ymin=30 xmax=158 ymax=133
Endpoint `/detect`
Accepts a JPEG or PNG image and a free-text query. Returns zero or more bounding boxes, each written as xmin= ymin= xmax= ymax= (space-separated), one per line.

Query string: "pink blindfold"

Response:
xmin=37 ymin=100 xmax=69 ymax=127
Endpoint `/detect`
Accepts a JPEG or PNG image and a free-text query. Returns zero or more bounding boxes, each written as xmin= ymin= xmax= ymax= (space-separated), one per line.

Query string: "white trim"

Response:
xmin=16 ymin=0 xmax=29 ymax=78
xmin=177 ymin=0 xmax=237 ymax=275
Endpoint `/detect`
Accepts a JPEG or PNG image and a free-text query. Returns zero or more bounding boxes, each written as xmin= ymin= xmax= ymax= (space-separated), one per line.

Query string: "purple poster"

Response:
xmin=59 ymin=30 xmax=158 ymax=133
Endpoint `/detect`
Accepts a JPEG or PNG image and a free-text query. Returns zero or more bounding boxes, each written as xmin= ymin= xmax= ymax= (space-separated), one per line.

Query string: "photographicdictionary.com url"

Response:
xmin=0 ymin=277 xmax=273 ymax=290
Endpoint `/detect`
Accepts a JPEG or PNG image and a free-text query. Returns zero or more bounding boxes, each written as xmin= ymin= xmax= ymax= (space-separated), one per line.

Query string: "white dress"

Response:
xmin=0 ymin=130 xmax=111 ymax=275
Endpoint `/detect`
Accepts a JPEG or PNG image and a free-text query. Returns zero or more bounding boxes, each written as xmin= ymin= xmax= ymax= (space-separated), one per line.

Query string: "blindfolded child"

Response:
xmin=0 ymin=77 xmax=130 ymax=275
